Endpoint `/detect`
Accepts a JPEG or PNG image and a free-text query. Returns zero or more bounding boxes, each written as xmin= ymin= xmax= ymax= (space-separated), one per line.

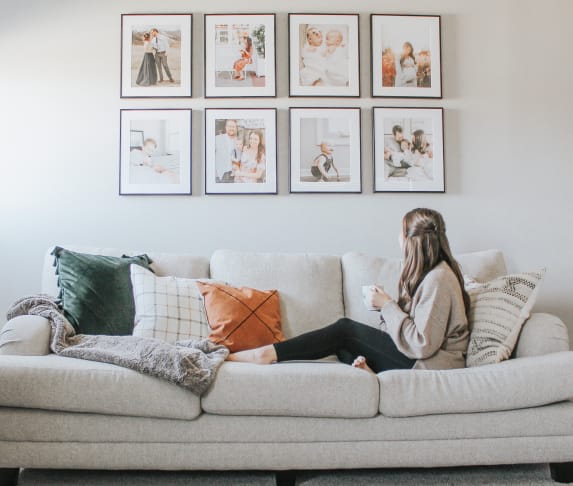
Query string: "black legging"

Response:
xmin=273 ymin=317 xmax=416 ymax=373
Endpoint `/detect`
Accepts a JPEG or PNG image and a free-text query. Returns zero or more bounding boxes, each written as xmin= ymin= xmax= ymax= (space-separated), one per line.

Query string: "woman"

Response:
xmin=232 ymin=35 xmax=254 ymax=81
xmin=135 ymin=32 xmax=158 ymax=87
xmin=397 ymin=41 xmax=417 ymax=88
xmin=229 ymin=208 xmax=470 ymax=373
xmin=234 ymin=130 xmax=266 ymax=183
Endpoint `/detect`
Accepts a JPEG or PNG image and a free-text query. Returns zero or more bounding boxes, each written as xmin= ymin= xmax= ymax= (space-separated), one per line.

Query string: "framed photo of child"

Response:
xmin=120 ymin=14 xmax=192 ymax=98
xmin=204 ymin=14 xmax=277 ymax=98
xmin=288 ymin=14 xmax=360 ymax=97
xmin=205 ymin=108 xmax=277 ymax=195
xmin=119 ymin=109 xmax=192 ymax=195
xmin=290 ymin=107 xmax=362 ymax=193
xmin=373 ymin=107 xmax=445 ymax=193
xmin=371 ymin=14 xmax=442 ymax=98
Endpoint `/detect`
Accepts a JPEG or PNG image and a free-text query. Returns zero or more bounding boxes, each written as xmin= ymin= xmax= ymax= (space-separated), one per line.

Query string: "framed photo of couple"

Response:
xmin=290 ymin=108 xmax=362 ymax=193
xmin=373 ymin=107 xmax=445 ymax=193
xmin=371 ymin=14 xmax=442 ymax=98
xmin=204 ymin=108 xmax=277 ymax=195
xmin=289 ymin=14 xmax=360 ymax=97
xmin=204 ymin=14 xmax=277 ymax=98
xmin=121 ymin=14 xmax=192 ymax=98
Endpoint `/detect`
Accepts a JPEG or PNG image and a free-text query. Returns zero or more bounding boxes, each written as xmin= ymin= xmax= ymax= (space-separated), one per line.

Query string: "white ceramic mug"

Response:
xmin=361 ymin=285 xmax=382 ymax=311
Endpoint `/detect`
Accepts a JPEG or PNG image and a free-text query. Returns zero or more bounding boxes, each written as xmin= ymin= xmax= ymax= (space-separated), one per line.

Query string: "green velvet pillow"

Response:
xmin=52 ymin=247 xmax=153 ymax=335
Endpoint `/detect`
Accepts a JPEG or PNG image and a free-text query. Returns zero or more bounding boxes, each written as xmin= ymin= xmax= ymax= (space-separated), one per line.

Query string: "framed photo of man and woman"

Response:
xmin=204 ymin=14 xmax=276 ymax=98
xmin=205 ymin=109 xmax=277 ymax=195
xmin=289 ymin=14 xmax=360 ymax=97
xmin=371 ymin=14 xmax=442 ymax=98
xmin=373 ymin=107 xmax=444 ymax=193
xmin=121 ymin=14 xmax=192 ymax=98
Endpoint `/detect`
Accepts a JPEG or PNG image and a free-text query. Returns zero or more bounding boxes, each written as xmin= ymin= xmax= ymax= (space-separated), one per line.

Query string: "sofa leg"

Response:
xmin=276 ymin=470 xmax=296 ymax=486
xmin=551 ymin=463 xmax=573 ymax=483
xmin=0 ymin=468 xmax=19 ymax=486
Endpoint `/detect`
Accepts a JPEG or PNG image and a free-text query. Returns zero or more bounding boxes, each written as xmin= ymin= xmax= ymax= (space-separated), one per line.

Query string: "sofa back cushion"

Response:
xmin=42 ymin=246 xmax=210 ymax=297
xmin=342 ymin=249 xmax=507 ymax=328
xmin=210 ymin=250 xmax=344 ymax=339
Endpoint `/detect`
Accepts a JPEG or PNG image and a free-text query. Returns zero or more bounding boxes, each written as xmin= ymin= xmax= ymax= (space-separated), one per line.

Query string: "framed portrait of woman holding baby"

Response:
xmin=288 ymin=14 xmax=360 ymax=97
xmin=371 ymin=14 xmax=442 ymax=98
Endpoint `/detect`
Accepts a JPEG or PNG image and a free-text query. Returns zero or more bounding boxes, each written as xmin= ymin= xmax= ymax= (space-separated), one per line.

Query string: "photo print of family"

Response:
xmin=290 ymin=108 xmax=361 ymax=193
xmin=204 ymin=14 xmax=276 ymax=98
xmin=371 ymin=15 xmax=442 ymax=98
xmin=121 ymin=14 xmax=192 ymax=97
xmin=205 ymin=109 xmax=277 ymax=194
xmin=119 ymin=109 xmax=192 ymax=195
xmin=373 ymin=107 xmax=444 ymax=192
xmin=289 ymin=14 xmax=360 ymax=97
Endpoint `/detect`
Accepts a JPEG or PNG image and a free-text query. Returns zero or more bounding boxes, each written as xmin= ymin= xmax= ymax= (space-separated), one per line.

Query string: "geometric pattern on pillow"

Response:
xmin=465 ymin=269 xmax=545 ymax=367
xmin=130 ymin=265 xmax=210 ymax=344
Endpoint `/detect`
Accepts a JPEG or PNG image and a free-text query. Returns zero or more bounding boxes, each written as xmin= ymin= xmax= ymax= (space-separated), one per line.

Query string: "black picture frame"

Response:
xmin=288 ymin=13 xmax=361 ymax=98
xmin=372 ymin=107 xmax=445 ymax=193
xmin=120 ymin=13 xmax=193 ymax=98
xmin=204 ymin=13 xmax=277 ymax=98
xmin=204 ymin=108 xmax=278 ymax=195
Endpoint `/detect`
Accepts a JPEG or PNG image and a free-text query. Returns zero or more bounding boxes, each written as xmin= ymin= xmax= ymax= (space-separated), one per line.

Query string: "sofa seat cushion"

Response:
xmin=378 ymin=351 xmax=573 ymax=417
xmin=202 ymin=361 xmax=379 ymax=418
xmin=0 ymin=355 xmax=201 ymax=420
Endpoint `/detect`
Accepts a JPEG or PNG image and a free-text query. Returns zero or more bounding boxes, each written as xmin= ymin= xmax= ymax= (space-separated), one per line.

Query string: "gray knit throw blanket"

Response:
xmin=7 ymin=295 xmax=229 ymax=395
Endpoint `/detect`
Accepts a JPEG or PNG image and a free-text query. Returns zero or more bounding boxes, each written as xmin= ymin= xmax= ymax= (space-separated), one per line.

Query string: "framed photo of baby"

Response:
xmin=373 ymin=107 xmax=444 ymax=193
xmin=205 ymin=108 xmax=277 ymax=195
xmin=121 ymin=14 xmax=192 ymax=98
xmin=371 ymin=15 xmax=442 ymax=98
xmin=204 ymin=14 xmax=276 ymax=98
xmin=290 ymin=108 xmax=361 ymax=193
xmin=119 ymin=109 xmax=192 ymax=195
xmin=288 ymin=14 xmax=360 ymax=97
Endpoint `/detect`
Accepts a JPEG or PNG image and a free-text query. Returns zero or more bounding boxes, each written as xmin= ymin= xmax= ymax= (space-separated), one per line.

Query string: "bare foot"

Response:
xmin=352 ymin=355 xmax=375 ymax=374
xmin=227 ymin=345 xmax=277 ymax=364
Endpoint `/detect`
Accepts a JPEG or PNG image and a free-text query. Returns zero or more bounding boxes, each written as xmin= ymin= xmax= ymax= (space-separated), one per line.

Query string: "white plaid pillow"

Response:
xmin=130 ymin=265 xmax=210 ymax=344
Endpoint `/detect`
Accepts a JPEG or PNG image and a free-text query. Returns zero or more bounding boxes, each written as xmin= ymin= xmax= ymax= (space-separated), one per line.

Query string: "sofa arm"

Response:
xmin=0 ymin=316 xmax=51 ymax=356
xmin=514 ymin=312 xmax=570 ymax=358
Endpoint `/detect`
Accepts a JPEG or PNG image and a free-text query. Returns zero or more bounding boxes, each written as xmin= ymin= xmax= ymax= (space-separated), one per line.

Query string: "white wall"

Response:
xmin=1 ymin=0 xmax=572 ymax=342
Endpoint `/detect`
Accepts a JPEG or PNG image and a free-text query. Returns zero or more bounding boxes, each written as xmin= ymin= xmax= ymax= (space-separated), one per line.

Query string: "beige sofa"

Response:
xmin=1 ymin=247 xmax=572 ymax=485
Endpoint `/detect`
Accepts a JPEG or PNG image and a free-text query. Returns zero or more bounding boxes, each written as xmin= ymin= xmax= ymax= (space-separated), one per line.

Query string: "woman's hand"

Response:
xmin=369 ymin=285 xmax=392 ymax=310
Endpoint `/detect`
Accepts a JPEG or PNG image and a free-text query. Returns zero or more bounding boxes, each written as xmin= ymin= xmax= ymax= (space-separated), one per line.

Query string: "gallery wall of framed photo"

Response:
xmin=119 ymin=12 xmax=444 ymax=196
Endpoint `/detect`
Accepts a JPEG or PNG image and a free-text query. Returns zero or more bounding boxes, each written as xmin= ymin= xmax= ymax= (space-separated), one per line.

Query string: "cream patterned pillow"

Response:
xmin=130 ymin=265 xmax=210 ymax=344
xmin=465 ymin=269 xmax=545 ymax=367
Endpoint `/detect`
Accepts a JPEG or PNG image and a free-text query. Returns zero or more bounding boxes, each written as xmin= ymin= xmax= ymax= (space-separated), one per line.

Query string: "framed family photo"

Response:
xmin=121 ymin=14 xmax=192 ymax=98
xmin=290 ymin=108 xmax=361 ymax=193
xmin=205 ymin=108 xmax=277 ymax=195
xmin=119 ymin=109 xmax=192 ymax=195
xmin=204 ymin=14 xmax=276 ymax=98
xmin=371 ymin=14 xmax=442 ymax=98
xmin=289 ymin=14 xmax=360 ymax=97
xmin=373 ymin=107 xmax=444 ymax=193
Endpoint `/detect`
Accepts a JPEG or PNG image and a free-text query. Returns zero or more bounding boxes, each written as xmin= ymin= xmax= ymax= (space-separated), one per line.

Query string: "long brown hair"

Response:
xmin=397 ymin=208 xmax=470 ymax=315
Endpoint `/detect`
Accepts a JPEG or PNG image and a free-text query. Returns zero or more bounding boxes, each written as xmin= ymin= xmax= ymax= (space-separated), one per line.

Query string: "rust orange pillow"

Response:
xmin=196 ymin=282 xmax=284 ymax=353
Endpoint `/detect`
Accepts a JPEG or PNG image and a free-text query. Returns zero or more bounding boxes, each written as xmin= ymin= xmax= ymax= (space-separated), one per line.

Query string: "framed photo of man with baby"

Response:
xmin=290 ymin=108 xmax=362 ymax=193
xmin=373 ymin=107 xmax=444 ymax=193
xmin=119 ymin=109 xmax=192 ymax=195
xmin=288 ymin=14 xmax=360 ymax=97
xmin=121 ymin=14 xmax=192 ymax=98
xmin=371 ymin=15 xmax=442 ymax=98
xmin=204 ymin=14 xmax=276 ymax=98
xmin=205 ymin=108 xmax=277 ymax=195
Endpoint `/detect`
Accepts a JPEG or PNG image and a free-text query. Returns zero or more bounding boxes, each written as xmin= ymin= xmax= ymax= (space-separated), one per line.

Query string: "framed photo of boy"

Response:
xmin=371 ymin=14 xmax=442 ymax=98
xmin=119 ymin=109 xmax=192 ymax=195
xmin=205 ymin=108 xmax=277 ymax=195
xmin=204 ymin=14 xmax=276 ymax=98
xmin=290 ymin=108 xmax=361 ymax=193
xmin=288 ymin=13 xmax=360 ymax=97
xmin=121 ymin=14 xmax=192 ymax=98
xmin=373 ymin=107 xmax=444 ymax=193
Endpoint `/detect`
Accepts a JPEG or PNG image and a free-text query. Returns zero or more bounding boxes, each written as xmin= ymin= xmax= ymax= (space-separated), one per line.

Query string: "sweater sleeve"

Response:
xmin=380 ymin=279 xmax=451 ymax=360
